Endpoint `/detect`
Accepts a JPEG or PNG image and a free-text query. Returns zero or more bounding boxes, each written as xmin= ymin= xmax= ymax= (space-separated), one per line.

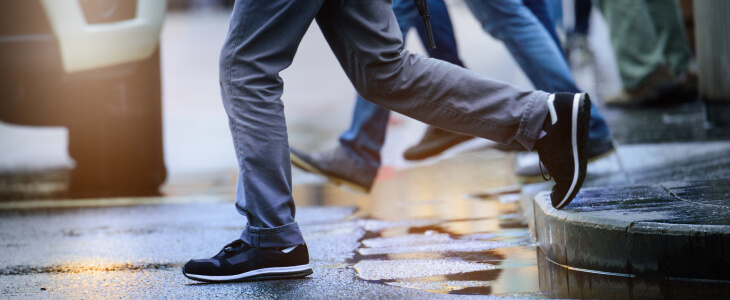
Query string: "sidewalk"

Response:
xmin=517 ymin=108 xmax=730 ymax=298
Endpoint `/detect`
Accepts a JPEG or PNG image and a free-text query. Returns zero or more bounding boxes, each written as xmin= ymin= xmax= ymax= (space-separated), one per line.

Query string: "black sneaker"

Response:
xmin=290 ymin=146 xmax=376 ymax=193
xmin=514 ymin=137 xmax=615 ymax=180
xmin=182 ymin=240 xmax=313 ymax=283
xmin=534 ymin=93 xmax=591 ymax=209
xmin=403 ymin=126 xmax=474 ymax=161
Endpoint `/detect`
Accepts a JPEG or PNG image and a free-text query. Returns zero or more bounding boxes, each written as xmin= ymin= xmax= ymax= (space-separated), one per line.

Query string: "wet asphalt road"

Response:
xmin=0 ymin=203 xmax=431 ymax=299
xmin=0 ymin=202 xmax=519 ymax=299
xmin=1 ymin=150 xmax=539 ymax=299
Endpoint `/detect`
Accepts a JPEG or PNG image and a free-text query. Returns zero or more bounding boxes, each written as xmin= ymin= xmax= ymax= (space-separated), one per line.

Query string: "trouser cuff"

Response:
xmin=516 ymin=91 xmax=551 ymax=150
xmin=239 ymin=222 xmax=305 ymax=248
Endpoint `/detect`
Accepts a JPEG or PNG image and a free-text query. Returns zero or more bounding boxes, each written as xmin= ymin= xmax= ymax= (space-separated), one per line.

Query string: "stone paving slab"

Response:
xmin=531 ymin=178 xmax=730 ymax=280
xmin=518 ymin=142 xmax=730 ymax=281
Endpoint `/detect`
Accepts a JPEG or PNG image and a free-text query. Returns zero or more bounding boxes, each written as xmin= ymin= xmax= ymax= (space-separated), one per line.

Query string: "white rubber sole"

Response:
xmin=184 ymin=264 xmax=312 ymax=282
xmin=554 ymin=93 xmax=582 ymax=209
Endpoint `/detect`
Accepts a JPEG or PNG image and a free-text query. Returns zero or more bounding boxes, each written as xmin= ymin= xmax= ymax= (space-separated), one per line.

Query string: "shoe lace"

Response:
xmin=539 ymin=160 xmax=552 ymax=181
xmin=222 ymin=240 xmax=248 ymax=254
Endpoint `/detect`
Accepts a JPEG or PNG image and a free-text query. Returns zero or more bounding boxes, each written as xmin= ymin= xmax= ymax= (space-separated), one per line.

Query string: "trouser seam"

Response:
xmin=227 ymin=0 xmax=250 ymax=99
xmin=226 ymin=0 xmax=254 ymax=225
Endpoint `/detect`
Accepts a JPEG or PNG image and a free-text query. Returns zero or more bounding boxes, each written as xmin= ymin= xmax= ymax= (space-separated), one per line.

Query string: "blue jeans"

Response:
xmin=340 ymin=0 xmax=611 ymax=174
xmin=523 ymin=0 xmax=564 ymax=54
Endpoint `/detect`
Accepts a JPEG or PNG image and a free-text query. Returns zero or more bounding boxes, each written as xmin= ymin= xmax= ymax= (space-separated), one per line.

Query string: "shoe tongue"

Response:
xmin=215 ymin=240 xmax=246 ymax=258
xmin=226 ymin=240 xmax=244 ymax=249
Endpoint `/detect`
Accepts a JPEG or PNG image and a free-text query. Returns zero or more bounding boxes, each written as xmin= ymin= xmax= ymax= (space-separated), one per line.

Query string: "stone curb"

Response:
xmin=531 ymin=179 xmax=730 ymax=281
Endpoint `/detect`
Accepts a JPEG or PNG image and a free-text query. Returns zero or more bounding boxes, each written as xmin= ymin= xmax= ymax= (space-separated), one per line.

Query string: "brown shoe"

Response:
xmin=605 ymin=66 xmax=676 ymax=107
xmin=676 ymin=71 xmax=699 ymax=99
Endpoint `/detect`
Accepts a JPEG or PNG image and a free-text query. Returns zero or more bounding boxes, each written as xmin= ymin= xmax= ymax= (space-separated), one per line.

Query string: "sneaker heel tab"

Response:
xmin=547 ymin=94 xmax=558 ymax=125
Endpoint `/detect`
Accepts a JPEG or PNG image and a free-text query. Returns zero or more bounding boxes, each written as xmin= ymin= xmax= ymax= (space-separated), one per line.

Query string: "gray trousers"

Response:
xmin=220 ymin=0 xmax=550 ymax=247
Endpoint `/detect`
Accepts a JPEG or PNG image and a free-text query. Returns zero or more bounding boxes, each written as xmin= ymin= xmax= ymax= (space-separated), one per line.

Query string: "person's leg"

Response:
xmin=414 ymin=0 xmax=465 ymax=67
xmin=644 ymin=0 xmax=692 ymax=76
xmin=316 ymin=0 xmax=590 ymax=209
xmin=183 ymin=0 xmax=322 ymax=283
xmin=464 ymin=0 xmax=610 ymax=141
xmin=594 ymin=0 xmax=667 ymax=90
xmin=295 ymin=0 xmax=470 ymax=189
xmin=404 ymin=0 xmax=481 ymax=160
xmin=336 ymin=0 xmax=422 ymax=176
xmin=293 ymin=0 xmax=476 ymax=189
xmin=547 ymin=0 xmax=563 ymax=28
xmin=566 ymin=0 xmax=594 ymax=70
xmin=337 ymin=0 xmax=463 ymax=172
xmin=464 ymin=0 xmax=571 ymax=93
xmin=523 ymin=0 xmax=564 ymax=54
xmin=295 ymin=0 xmax=482 ymax=168
xmin=316 ymin=0 xmax=550 ymax=151
xmin=219 ymin=0 xmax=327 ymax=248
xmin=574 ymin=0 xmax=592 ymax=36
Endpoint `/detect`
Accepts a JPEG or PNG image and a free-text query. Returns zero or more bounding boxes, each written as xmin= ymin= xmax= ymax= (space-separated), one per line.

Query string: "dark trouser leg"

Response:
xmin=316 ymin=0 xmax=550 ymax=149
xmin=220 ymin=0 xmax=324 ymax=248
xmin=595 ymin=0 xmax=667 ymax=89
xmin=645 ymin=0 xmax=692 ymax=76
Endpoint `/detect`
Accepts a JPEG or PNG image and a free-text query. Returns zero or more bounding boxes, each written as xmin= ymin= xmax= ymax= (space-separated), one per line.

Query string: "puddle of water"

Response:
xmin=386 ymin=279 xmax=491 ymax=293
xmin=354 ymin=259 xmax=500 ymax=281
xmin=294 ymin=151 xmax=549 ymax=296
xmin=358 ymin=239 xmax=518 ymax=256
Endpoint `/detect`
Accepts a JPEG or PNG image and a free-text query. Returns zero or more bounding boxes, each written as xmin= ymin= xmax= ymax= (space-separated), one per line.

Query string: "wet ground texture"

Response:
xmin=3 ymin=147 xmax=730 ymax=299
xmin=1 ymin=151 xmax=553 ymax=299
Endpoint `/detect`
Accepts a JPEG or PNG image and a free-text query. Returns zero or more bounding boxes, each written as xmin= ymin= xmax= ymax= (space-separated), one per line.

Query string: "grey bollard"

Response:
xmin=694 ymin=0 xmax=730 ymax=130
xmin=693 ymin=0 xmax=730 ymax=101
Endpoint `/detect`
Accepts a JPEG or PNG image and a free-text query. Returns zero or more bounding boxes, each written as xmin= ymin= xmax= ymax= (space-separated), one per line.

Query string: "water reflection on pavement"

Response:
xmin=293 ymin=150 xmax=550 ymax=297
xmin=292 ymin=149 xmax=730 ymax=298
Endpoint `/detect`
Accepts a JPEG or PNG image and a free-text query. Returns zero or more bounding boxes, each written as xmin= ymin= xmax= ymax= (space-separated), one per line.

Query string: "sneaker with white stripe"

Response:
xmin=534 ymin=93 xmax=591 ymax=209
xmin=183 ymin=240 xmax=312 ymax=283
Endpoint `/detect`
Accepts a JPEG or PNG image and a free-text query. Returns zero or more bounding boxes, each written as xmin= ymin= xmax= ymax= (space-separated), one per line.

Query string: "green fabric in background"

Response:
xmin=595 ymin=0 xmax=692 ymax=89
